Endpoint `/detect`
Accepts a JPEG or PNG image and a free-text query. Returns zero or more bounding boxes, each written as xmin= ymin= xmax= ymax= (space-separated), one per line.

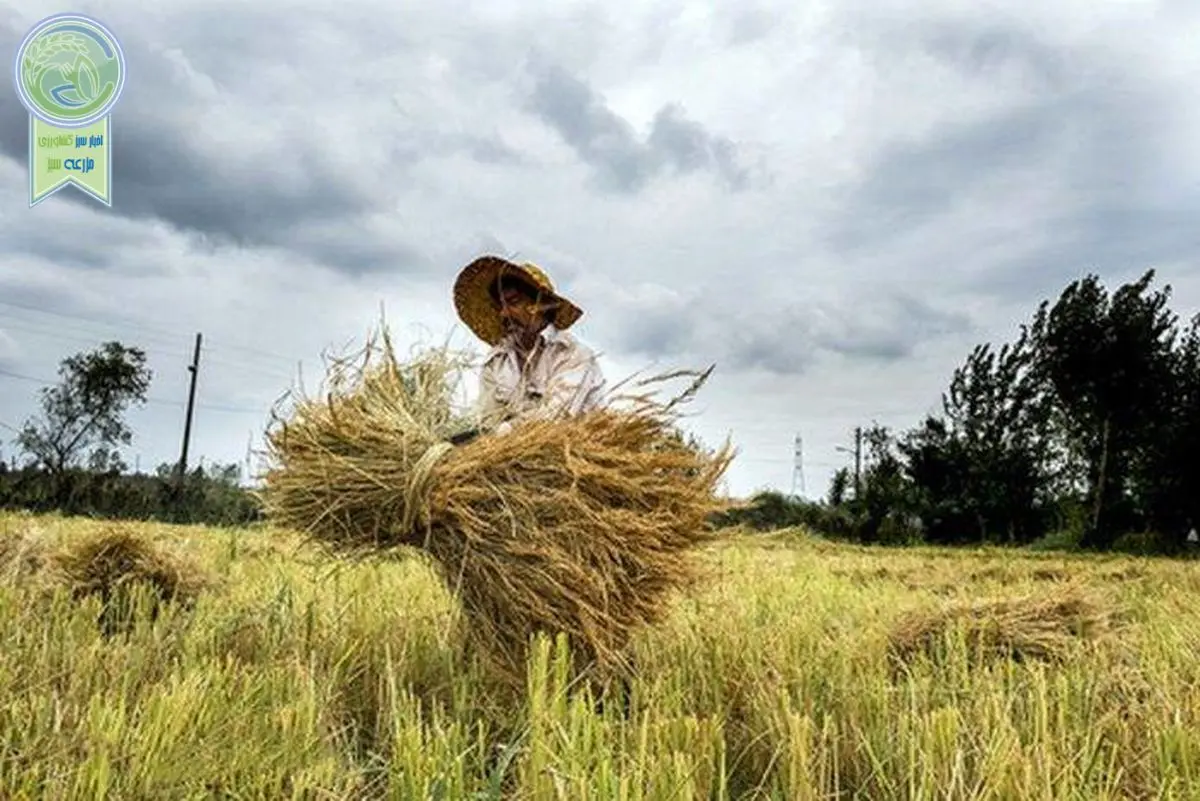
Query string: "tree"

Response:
xmin=827 ymin=468 xmax=851 ymax=506
xmin=898 ymin=325 xmax=1060 ymax=545
xmin=1027 ymin=270 xmax=1179 ymax=549
xmin=856 ymin=424 xmax=918 ymax=543
xmin=16 ymin=342 xmax=152 ymax=477
xmin=1134 ymin=313 xmax=1200 ymax=546
xmin=827 ymin=424 xmax=921 ymax=543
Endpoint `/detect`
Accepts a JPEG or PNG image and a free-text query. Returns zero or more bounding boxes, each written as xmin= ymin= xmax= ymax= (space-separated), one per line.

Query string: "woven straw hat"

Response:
xmin=453 ymin=255 xmax=584 ymax=346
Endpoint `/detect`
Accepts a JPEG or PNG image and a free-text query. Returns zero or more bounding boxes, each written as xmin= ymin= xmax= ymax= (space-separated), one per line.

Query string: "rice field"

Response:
xmin=1 ymin=510 xmax=1198 ymax=800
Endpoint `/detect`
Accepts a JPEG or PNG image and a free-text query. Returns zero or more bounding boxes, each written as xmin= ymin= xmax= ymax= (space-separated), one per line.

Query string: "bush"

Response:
xmin=0 ymin=464 xmax=262 ymax=527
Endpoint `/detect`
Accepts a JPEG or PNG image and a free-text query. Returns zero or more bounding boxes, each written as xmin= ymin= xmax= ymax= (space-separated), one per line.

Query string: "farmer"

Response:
xmin=452 ymin=255 xmax=606 ymax=439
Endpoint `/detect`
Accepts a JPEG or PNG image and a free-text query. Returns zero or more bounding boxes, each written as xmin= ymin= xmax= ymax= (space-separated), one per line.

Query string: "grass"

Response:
xmin=1 ymin=511 xmax=1198 ymax=799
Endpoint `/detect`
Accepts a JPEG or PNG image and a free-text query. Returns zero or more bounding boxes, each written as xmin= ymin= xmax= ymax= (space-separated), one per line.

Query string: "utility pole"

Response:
xmin=854 ymin=426 xmax=862 ymax=499
xmin=835 ymin=426 xmax=863 ymax=500
xmin=791 ymin=433 xmax=805 ymax=498
xmin=177 ymin=333 xmax=202 ymax=483
xmin=244 ymin=430 xmax=253 ymax=487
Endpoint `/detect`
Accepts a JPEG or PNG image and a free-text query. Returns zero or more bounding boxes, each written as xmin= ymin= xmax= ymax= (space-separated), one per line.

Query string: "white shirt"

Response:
xmin=477 ymin=328 xmax=605 ymax=429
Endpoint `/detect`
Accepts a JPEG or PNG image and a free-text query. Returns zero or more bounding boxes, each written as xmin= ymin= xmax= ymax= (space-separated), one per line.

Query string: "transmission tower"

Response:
xmin=791 ymin=433 xmax=805 ymax=498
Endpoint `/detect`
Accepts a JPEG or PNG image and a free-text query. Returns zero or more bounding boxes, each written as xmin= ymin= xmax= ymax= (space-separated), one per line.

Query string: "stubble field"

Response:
xmin=1 ymin=510 xmax=1197 ymax=800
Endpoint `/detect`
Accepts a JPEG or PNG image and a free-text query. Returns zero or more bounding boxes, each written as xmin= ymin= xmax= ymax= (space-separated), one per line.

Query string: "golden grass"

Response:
xmin=3 ymin=512 xmax=1199 ymax=798
xmin=259 ymin=326 xmax=734 ymax=687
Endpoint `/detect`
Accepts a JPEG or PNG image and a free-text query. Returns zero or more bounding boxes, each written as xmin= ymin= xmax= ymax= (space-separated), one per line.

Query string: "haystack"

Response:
xmin=0 ymin=528 xmax=49 ymax=583
xmin=49 ymin=525 xmax=214 ymax=636
xmin=260 ymin=326 xmax=734 ymax=686
xmin=887 ymin=586 xmax=1114 ymax=668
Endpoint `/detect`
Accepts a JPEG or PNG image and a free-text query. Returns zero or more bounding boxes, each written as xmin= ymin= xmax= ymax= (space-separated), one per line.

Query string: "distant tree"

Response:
xmin=827 ymin=424 xmax=923 ymax=543
xmin=856 ymin=425 xmax=909 ymax=538
xmin=827 ymin=467 xmax=851 ymax=506
xmin=1027 ymin=270 xmax=1179 ymax=549
xmin=897 ymin=323 xmax=1061 ymax=544
xmin=1134 ymin=312 xmax=1200 ymax=545
xmin=15 ymin=342 xmax=152 ymax=477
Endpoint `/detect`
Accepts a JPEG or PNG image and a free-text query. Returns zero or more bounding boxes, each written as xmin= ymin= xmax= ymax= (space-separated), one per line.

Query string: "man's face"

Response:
xmin=497 ymin=279 xmax=554 ymax=336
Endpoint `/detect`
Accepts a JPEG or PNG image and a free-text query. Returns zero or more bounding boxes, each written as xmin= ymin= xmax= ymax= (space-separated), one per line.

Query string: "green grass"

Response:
xmin=1 ymin=511 xmax=1198 ymax=799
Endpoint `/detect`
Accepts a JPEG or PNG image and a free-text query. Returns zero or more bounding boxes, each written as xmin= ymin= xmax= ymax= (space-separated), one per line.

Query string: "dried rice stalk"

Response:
xmin=887 ymin=585 xmax=1115 ymax=667
xmin=48 ymin=525 xmax=214 ymax=636
xmin=0 ymin=528 xmax=49 ymax=584
xmin=259 ymin=323 xmax=735 ymax=685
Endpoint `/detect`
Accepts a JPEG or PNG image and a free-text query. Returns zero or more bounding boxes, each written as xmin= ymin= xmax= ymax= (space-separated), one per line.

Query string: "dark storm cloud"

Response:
xmin=4 ymin=218 xmax=137 ymax=271
xmin=0 ymin=11 xmax=499 ymax=276
xmin=822 ymin=14 xmax=1200 ymax=301
xmin=813 ymin=292 xmax=973 ymax=360
xmin=525 ymin=62 xmax=750 ymax=193
xmin=823 ymin=101 xmax=1063 ymax=252
xmin=612 ymin=310 xmax=692 ymax=361
xmin=0 ymin=21 xmax=368 ymax=246
xmin=291 ymin=222 xmax=428 ymax=276
xmin=980 ymin=204 xmax=1200 ymax=304
xmin=0 ymin=277 xmax=111 ymax=323
xmin=909 ymin=18 xmax=1071 ymax=88
xmin=606 ymin=286 xmax=971 ymax=375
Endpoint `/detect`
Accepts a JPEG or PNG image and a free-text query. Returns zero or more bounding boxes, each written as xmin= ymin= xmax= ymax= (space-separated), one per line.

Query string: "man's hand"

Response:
xmin=449 ymin=429 xmax=480 ymax=445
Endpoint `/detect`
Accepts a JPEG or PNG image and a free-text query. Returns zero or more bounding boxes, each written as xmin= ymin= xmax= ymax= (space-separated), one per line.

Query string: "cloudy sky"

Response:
xmin=1 ymin=0 xmax=1198 ymax=498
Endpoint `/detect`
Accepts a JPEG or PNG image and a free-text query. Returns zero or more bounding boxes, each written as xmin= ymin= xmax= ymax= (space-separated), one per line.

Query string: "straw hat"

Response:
xmin=453 ymin=255 xmax=584 ymax=345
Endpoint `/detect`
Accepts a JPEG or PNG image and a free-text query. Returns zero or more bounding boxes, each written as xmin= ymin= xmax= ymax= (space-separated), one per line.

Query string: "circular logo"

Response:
xmin=13 ymin=13 xmax=125 ymax=128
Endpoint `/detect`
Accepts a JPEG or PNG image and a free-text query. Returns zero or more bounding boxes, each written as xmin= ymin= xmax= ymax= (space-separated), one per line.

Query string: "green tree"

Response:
xmin=897 ymin=323 xmax=1061 ymax=545
xmin=827 ymin=467 xmax=851 ymax=507
xmin=1027 ymin=270 xmax=1179 ymax=549
xmin=857 ymin=424 xmax=920 ymax=543
xmin=16 ymin=342 xmax=152 ymax=476
xmin=1134 ymin=313 xmax=1200 ymax=545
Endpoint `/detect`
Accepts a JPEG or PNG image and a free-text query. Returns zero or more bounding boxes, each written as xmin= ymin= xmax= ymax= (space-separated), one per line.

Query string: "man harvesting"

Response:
xmin=453 ymin=255 xmax=606 ymax=439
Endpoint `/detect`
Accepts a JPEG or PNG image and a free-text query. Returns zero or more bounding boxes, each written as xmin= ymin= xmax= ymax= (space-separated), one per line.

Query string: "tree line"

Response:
xmin=0 ymin=340 xmax=260 ymax=526
xmin=718 ymin=270 xmax=1200 ymax=555
xmin=5 ymin=269 xmax=1198 ymax=549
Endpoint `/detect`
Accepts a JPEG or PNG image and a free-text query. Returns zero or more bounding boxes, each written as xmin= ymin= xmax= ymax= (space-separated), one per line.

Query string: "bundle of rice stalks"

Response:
xmin=0 ymin=534 xmax=50 ymax=585
xmin=260 ymin=325 xmax=735 ymax=686
xmin=887 ymin=585 xmax=1115 ymax=669
xmin=0 ymin=529 xmax=49 ymax=583
xmin=48 ymin=525 xmax=214 ymax=636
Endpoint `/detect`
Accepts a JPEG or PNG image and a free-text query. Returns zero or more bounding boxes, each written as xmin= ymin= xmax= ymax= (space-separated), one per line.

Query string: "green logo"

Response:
xmin=13 ymin=14 xmax=125 ymax=206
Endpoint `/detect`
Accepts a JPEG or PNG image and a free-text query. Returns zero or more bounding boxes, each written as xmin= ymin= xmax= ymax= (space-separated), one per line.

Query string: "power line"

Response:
xmin=0 ymin=313 xmax=297 ymax=381
xmin=0 ymin=298 xmax=184 ymax=339
xmin=0 ymin=366 xmax=269 ymax=415
xmin=0 ymin=297 xmax=305 ymax=369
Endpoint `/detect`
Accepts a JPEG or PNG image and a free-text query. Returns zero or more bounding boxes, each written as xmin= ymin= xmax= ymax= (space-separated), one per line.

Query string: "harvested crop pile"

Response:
xmin=260 ymin=326 xmax=734 ymax=686
xmin=49 ymin=525 xmax=214 ymax=636
xmin=0 ymin=528 xmax=49 ymax=583
xmin=887 ymin=586 xmax=1115 ymax=668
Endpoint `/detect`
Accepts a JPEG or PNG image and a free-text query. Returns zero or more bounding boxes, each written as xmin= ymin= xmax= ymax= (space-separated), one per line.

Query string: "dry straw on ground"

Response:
xmin=48 ymin=525 xmax=215 ymax=636
xmin=887 ymin=585 xmax=1116 ymax=668
xmin=0 ymin=528 xmax=49 ymax=583
xmin=259 ymin=324 xmax=735 ymax=687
